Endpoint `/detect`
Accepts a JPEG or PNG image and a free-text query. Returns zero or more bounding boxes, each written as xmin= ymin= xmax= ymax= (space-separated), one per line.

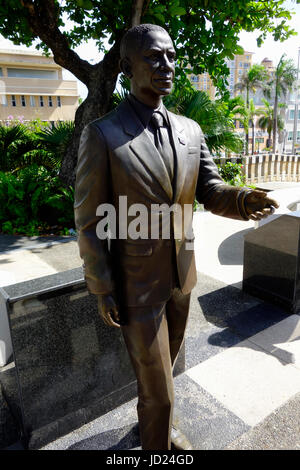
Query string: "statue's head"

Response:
xmin=120 ymin=24 xmax=175 ymax=105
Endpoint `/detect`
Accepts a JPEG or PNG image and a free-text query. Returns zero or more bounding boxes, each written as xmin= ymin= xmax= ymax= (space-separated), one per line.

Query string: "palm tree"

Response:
xmin=234 ymin=64 xmax=269 ymax=154
xmin=245 ymin=99 xmax=265 ymax=155
xmin=258 ymin=98 xmax=285 ymax=150
xmin=164 ymin=85 xmax=244 ymax=154
xmin=265 ymin=54 xmax=298 ymax=153
xmin=36 ymin=121 xmax=75 ymax=170
xmin=0 ymin=124 xmax=39 ymax=172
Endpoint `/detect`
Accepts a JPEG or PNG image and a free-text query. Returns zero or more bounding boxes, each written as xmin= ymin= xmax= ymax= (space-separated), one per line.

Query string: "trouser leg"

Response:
xmin=121 ymin=288 xmax=191 ymax=450
xmin=121 ymin=303 xmax=173 ymax=450
xmin=166 ymin=288 xmax=191 ymax=366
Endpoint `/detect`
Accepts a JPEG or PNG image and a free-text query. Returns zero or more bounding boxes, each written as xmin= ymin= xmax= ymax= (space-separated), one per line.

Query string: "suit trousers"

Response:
xmin=121 ymin=287 xmax=191 ymax=450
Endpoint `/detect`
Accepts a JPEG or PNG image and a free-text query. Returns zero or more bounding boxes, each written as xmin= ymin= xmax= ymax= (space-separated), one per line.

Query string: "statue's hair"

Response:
xmin=120 ymin=24 xmax=169 ymax=59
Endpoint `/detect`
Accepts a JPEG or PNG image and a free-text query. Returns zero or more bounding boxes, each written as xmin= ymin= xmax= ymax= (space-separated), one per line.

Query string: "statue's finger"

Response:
xmin=109 ymin=310 xmax=121 ymax=328
xmin=266 ymin=198 xmax=280 ymax=209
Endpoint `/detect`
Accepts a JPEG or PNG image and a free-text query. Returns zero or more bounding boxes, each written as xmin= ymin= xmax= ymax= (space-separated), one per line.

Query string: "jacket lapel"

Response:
xmin=118 ymin=100 xmax=173 ymax=201
xmin=167 ymin=111 xmax=188 ymax=203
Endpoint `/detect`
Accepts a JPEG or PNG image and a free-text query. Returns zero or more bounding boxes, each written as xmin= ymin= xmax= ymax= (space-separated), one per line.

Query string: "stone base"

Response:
xmin=243 ymin=214 xmax=300 ymax=314
xmin=0 ymin=267 xmax=185 ymax=449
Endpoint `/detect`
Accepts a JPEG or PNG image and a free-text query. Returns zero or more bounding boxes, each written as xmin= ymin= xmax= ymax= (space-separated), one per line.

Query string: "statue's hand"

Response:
xmin=244 ymin=190 xmax=280 ymax=221
xmin=97 ymin=293 xmax=121 ymax=328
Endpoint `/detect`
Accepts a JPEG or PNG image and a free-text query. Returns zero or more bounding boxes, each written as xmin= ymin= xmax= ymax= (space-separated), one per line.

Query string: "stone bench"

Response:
xmin=0 ymin=267 xmax=185 ymax=448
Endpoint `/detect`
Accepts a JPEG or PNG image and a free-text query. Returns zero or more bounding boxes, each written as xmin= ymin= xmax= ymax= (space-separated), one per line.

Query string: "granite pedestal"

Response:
xmin=0 ymin=267 xmax=185 ymax=448
xmin=243 ymin=214 xmax=300 ymax=314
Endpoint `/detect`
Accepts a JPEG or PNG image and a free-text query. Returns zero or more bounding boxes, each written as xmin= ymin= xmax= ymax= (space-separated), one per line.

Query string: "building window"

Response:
xmin=48 ymin=96 xmax=53 ymax=107
xmin=39 ymin=96 xmax=44 ymax=107
xmin=21 ymin=95 xmax=26 ymax=107
xmin=1 ymin=95 xmax=8 ymax=106
xmin=30 ymin=96 xmax=35 ymax=107
xmin=0 ymin=68 xmax=2 ymax=77
xmin=190 ymin=75 xmax=199 ymax=82
xmin=57 ymin=96 xmax=61 ymax=107
xmin=11 ymin=95 xmax=16 ymax=107
xmin=287 ymin=131 xmax=300 ymax=141
xmin=289 ymin=109 xmax=300 ymax=120
xmin=7 ymin=68 xmax=58 ymax=79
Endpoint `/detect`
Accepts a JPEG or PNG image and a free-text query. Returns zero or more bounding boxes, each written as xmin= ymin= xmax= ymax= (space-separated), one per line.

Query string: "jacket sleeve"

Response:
xmin=74 ymin=122 xmax=115 ymax=294
xmin=195 ymin=128 xmax=250 ymax=221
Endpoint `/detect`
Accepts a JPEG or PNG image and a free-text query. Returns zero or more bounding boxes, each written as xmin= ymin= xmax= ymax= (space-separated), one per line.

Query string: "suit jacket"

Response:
xmin=74 ymin=98 xmax=249 ymax=306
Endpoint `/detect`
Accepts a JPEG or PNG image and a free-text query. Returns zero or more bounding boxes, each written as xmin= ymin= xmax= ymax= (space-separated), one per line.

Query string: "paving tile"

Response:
xmin=0 ymin=250 xmax=57 ymax=287
xmin=226 ymin=302 xmax=289 ymax=339
xmin=41 ymin=398 xmax=138 ymax=450
xmin=246 ymin=314 xmax=300 ymax=369
xmin=186 ymin=339 xmax=300 ymax=427
xmin=226 ymin=391 xmax=300 ymax=450
xmin=173 ymin=374 xmax=249 ymax=450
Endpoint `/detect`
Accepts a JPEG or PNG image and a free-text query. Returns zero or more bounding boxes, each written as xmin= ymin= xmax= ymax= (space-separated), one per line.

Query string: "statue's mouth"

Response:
xmin=154 ymin=76 xmax=173 ymax=84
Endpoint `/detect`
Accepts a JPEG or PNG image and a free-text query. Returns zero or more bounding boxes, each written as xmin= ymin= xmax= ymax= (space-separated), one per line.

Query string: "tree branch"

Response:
xmin=20 ymin=0 xmax=93 ymax=86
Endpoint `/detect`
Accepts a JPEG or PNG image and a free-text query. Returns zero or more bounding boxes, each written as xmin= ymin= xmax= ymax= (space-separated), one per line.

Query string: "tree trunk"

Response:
xmin=245 ymin=87 xmax=249 ymax=155
xmin=59 ymin=42 xmax=121 ymax=187
xmin=273 ymin=84 xmax=279 ymax=154
xmin=252 ymin=120 xmax=255 ymax=155
xmin=59 ymin=75 xmax=118 ymax=187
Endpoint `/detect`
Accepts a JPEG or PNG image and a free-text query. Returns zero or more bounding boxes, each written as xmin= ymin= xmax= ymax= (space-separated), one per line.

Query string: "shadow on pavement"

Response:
xmin=217 ymin=227 xmax=252 ymax=266
xmin=67 ymin=422 xmax=140 ymax=450
xmin=0 ymin=235 xmax=76 ymax=253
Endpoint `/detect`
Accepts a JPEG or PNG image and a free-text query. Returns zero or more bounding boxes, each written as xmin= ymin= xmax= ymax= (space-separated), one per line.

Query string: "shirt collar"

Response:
xmin=127 ymin=93 xmax=169 ymax=128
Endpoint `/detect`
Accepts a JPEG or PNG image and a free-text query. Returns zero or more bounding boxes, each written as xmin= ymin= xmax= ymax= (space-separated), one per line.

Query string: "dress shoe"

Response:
xmin=171 ymin=425 xmax=193 ymax=450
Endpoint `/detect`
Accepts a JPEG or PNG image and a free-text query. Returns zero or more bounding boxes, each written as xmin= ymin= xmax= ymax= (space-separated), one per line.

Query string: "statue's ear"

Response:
xmin=119 ymin=57 xmax=133 ymax=78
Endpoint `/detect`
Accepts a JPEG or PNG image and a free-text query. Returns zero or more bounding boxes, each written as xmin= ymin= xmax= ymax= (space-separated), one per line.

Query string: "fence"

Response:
xmin=216 ymin=154 xmax=300 ymax=184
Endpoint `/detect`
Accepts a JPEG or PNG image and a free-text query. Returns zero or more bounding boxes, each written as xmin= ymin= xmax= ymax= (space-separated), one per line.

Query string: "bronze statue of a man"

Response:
xmin=74 ymin=24 xmax=278 ymax=450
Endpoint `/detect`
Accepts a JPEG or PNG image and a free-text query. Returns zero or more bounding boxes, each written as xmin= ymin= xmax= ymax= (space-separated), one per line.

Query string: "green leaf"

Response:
xmin=235 ymin=45 xmax=245 ymax=55
xmin=76 ymin=0 xmax=93 ymax=10
xmin=169 ymin=6 xmax=186 ymax=17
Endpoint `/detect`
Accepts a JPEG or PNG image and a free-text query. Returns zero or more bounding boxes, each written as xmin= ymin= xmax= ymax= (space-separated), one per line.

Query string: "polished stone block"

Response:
xmin=0 ymin=267 xmax=185 ymax=448
xmin=243 ymin=214 xmax=300 ymax=314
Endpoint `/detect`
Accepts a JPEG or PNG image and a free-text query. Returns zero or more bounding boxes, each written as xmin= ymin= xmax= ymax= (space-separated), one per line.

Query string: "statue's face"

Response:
xmin=129 ymin=30 xmax=176 ymax=100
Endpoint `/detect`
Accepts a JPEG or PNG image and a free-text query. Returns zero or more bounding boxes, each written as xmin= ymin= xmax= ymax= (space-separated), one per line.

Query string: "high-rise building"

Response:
xmin=0 ymin=49 xmax=79 ymax=124
xmin=189 ymin=71 xmax=216 ymax=99
xmin=226 ymin=51 xmax=254 ymax=97
xmin=188 ymin=51 xmax=253 ymax=100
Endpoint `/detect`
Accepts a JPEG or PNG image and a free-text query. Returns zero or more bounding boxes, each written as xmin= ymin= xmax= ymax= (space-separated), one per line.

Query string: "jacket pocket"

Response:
xmin=121 ymin=242 xmax=153 ymax=256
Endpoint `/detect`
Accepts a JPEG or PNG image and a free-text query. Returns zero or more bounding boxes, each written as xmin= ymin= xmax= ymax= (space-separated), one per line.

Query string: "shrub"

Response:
xmin=0 ymin=164 xmax=75 ymax=236
xmin=218 ymin=161 xmax=246 ymax=187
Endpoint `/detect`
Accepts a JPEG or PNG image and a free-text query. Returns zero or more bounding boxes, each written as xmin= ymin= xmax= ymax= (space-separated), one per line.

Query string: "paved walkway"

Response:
xmin=1 ymin=184 xmax=300 ymax=450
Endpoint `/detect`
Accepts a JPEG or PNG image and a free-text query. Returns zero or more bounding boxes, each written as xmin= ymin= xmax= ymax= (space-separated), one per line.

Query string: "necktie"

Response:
xmin=150 ymin=111 xmax=174 ymax=180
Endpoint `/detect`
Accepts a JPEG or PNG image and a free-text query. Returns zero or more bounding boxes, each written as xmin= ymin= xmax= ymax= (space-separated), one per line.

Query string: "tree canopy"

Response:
xmin=0 ymin=0 xmax=297 ymax=93
xmin=0 ymin=0 xmax=298 ymax=184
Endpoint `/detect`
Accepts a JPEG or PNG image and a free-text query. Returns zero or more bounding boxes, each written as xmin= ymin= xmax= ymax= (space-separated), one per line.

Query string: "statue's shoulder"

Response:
xmin=90 ymin=103 xmax=124 ymax=133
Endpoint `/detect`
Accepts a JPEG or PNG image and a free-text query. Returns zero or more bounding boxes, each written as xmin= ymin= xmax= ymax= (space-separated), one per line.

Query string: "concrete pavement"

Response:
xmin=1 ymin=184 xmax=300 ymax=450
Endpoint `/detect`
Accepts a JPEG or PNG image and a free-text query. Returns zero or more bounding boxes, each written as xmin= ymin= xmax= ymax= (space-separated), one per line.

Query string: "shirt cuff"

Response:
xmin=237 ymin=188 xmax=253 ymax=220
